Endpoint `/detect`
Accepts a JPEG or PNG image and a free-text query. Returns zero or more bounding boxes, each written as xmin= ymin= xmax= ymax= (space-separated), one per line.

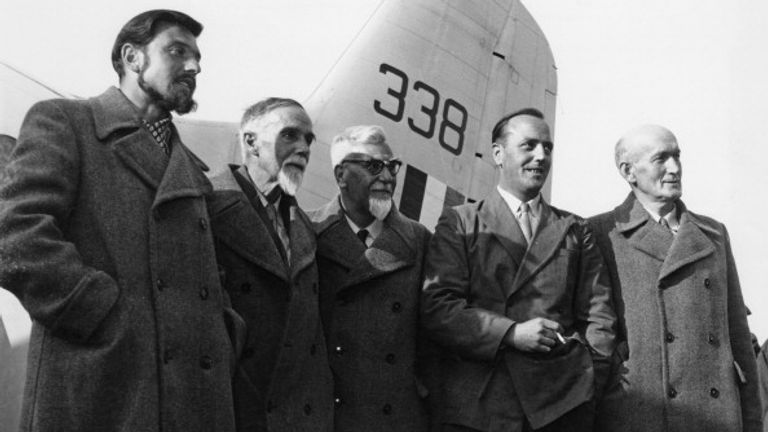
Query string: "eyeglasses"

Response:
xmin=341 ymin=158 xmax=402 ymax=176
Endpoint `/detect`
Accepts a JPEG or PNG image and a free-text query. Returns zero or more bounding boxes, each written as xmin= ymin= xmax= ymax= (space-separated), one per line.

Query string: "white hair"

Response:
xmin=330 ymin=125 xmax=388 ymax=167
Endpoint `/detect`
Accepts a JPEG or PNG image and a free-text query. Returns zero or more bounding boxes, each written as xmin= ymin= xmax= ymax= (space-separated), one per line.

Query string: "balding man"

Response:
xmin=422 ymin=108 xmax=616 ymax=431
xmin=590 ymin=125 xmax=762 ymax=432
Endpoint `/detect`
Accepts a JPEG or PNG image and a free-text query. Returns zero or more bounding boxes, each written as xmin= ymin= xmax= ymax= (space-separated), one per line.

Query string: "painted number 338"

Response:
xmin=373 ymin=63 xmax=468 ymax=156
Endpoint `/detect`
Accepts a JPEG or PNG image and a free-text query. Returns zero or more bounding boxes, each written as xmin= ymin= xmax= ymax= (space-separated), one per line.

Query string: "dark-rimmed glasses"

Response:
xmin=341 ymin=158 xmax=402 ymax=176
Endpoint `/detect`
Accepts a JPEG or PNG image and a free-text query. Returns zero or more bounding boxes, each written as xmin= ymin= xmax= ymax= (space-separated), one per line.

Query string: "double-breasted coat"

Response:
xmin=589 ymin=193 xmax=762 ymax=432
xmin=421 ymin=190 xmax=616 ymax=431
xmin=208 ymin=166 xmax=333 ymax=432
xmin=308 ymin=198 xmax=432 ymax=432
xmin=0 ymin=87 xmax=238 ymax=431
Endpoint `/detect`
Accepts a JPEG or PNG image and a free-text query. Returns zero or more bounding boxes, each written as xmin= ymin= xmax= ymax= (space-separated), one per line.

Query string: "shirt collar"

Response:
xmin=339 ymin=196 xmax=384 ymax=242
xmin=639 ymin=201 xmax=680 ymax=231
xmin=497 ymin=186 xmax=541 ymax=219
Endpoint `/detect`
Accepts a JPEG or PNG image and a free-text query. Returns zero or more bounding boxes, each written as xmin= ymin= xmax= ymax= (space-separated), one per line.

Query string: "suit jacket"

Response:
xmin=309 ymin=197 xmax=432 ymax=432
xmin=590 ymin=193 xmax=762 ymax=432
xmin=0 ymin=87 xmax=237 ymax=431
xmin=421 ymin=189 xmax=616 ymax=431
xmin=209 ymin=166 xmax=333 ymax=432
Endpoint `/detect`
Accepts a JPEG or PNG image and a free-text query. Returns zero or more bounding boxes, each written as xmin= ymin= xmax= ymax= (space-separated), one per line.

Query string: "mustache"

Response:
xmin=175 ymin=74 xmax=196 ymax=92
xmin=283 ymin=154 xmax=309 ymax=170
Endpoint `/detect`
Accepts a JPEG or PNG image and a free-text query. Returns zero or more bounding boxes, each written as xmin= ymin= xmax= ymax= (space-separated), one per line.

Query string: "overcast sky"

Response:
xmin=1 ymin=0 xmax=766 ymax=340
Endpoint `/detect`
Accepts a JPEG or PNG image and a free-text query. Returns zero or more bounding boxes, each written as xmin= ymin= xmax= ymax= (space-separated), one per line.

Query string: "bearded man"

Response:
xmin=309 ymin=125 xmax=433 ymax=432
xmin=0 ymin=10 xmax=240 ymax=431
xmin=208 ymin=98 xmax=333 ymax=432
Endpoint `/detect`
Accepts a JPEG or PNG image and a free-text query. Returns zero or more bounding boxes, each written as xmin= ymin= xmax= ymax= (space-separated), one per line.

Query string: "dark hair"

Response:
xmin=491 ymin=108 xmax=545 ymax=143
xmin=111 ymin=9 xmax=203 ymax=78
xmin=240 ymin=98 xmax=305 ymax=128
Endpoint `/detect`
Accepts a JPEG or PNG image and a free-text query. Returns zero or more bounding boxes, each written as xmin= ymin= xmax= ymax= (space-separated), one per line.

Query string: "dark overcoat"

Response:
xmin=0 ymin=87 xmax=238 ymax=431
xmin=421 ymin=190 xmax=616 ymax=431
xmin=208 ymin=166 xmax=333 ymax=432
xmin=589 ymin=193 xmax=762 ymax=432
xmin=308 ymin=198 xmax=432 ymax=432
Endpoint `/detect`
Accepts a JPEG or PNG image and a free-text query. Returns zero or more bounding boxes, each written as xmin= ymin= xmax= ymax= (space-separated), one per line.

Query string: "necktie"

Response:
xmin=518 ymin=202 xmax=533 ymax=244
xmin=265 ymin=189 xmax=291 ymax=263
xmin=659 ymin=217 xmax=675 ymax=235
xmin=357 ymin=229 xmax=369 ymax=247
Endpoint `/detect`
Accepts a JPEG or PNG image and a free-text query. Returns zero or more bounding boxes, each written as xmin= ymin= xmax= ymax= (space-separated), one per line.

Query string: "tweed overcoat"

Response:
xmin=308 ymin=197 xmax=432 ymax=432
xmin=421 ymin=190 xmax=616 ymax=431
xmin=0 ymin=87 xmax=238 ymax=431
xmin=589 ymin=193 xmax=762 ymax=432
xmin=208 ymin=166 xmax=333 ymax=432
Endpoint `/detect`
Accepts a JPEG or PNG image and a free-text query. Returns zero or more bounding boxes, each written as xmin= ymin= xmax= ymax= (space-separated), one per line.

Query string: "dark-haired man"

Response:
xmin=0 ymin=10 xmax=240 ymax=431
xmin=421 ymin=109 xmax=616 ymax=431
xmin=208 ymin=98 xmax=333 ymax=432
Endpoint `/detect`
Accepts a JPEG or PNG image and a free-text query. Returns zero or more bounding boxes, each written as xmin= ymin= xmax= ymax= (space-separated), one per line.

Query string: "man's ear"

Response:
xmin=121 ymin=44 xmax=143 ymax=74
xmin=334 ymin=165 xmax=345 ymax=187
xmin=618 ymin=161 xmax=635 ymax=183
xmin=491 ymin=143 xmax=504 ymax=167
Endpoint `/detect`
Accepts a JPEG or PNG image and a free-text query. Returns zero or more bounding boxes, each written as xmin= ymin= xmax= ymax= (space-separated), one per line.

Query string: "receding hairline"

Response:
xmin=615 ymin=124 xmax=678 ymax=167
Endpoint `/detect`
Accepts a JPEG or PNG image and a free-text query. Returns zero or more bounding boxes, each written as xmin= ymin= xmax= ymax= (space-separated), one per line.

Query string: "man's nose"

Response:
xmin=531 ymin=143 xmax=547 ymax=160
xmin=186 ymin=57 xmax=201 ymax=75
xmin=666 ymin=157 xmax=681 ymax=174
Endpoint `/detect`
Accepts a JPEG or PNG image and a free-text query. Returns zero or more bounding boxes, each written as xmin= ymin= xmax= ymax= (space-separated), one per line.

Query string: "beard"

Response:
xmin=138 ymin=63 xmax=197 ymax=115
xmin=278 ymin=165 xmax=304 ymax=196
xmin=368 ymin=195 xmax=392 ymax=221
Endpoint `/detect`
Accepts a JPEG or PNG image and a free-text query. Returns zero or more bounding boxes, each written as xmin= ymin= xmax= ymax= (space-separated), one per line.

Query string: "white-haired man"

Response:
xmin=309 ymin=125 xmax=433 ymax=432
xmin=207 ymin=98 xmax=333 ymax=432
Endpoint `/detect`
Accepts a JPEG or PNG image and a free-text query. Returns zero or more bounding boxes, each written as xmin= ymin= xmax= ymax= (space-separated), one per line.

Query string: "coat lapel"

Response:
xmin=658 ymin=206 xmax=715 ymax=281
xmin=507 ymin=201 xmax=575 ymax=297
xmin=91 ymin=87 xmax=168 ymax=189
xmin=478 ymin=190 xmax=527 ymax=269
xmin=209 ymin=167 xmax=289 ymax=282
xmin=287 ymin=201 xmax=317 ymax=280
xmin=152 ymin=128 xmax=212 ymax=210
xmin=312 ymin=197 xmax=416 ymax=291
xmin=615 ymin=193 xmax=673 ymax=262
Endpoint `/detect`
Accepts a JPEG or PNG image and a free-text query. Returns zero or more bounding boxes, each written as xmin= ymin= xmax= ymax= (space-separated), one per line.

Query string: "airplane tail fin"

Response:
xmin=303 ymin=0 xmax=557 ymax=228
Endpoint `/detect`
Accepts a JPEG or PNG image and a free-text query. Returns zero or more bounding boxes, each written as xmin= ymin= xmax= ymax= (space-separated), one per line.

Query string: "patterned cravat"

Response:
xmin=141 ymin=117 xmax=172 ymax=155
xmin=518 ymin=202 xmax=533 ymax=244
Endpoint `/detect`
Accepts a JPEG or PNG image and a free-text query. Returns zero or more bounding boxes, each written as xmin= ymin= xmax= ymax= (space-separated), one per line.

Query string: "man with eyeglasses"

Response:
xmin=421 ymin=108 xmax=616 ymax=431
xmin=207 ymin=98 xmax=333 ymax=432
xmin=309 ymin=125 xmax=433 ymax=432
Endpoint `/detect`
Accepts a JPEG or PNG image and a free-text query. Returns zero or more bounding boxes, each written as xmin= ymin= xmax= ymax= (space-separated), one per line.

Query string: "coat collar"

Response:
xmin=91 ymin=87 xmax=210 ymax=203
xmin=311 ymin=196 xmax=417 ymax=291
xmin=479 ymin=189 xmax=578 ymax=298
xmin=209 ymin=165 xmax=315 ymax=282
xmin=613 ymin=193 xmax=716 ymax=281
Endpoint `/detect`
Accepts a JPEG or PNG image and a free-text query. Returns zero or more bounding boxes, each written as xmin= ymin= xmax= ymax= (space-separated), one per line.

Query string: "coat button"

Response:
xmin=334 ymin=346 xmax=343 ymax=356
xmin=334 ymin=397 xmax=342 ymax=408
xmin=710 ymin=388 xmax=719 ymax=398
xmin=243 ymin=347 xmax=255 ymax=359
xmin=707 ymin=333 xmax=717 ymax=345
xmin=303 ymin=404 xmax=312 ymax=415
xmin=704 ymin=278 xmax=711 ymax=288
xmin=199 ymin=287 xmax=209 ymax=300
xmin=156 ymin=278 xmax=165 ymax=291
xmin=391 ymin=302 xmax=402 ymax=313
xmin=667 ymin=387 xmax=677 ymax=399
xmin=665 ymin=332 xmax=675 ymax=343
xmin=310 ymin=344 xmax=317 ymax=356
xmin=200 ymin=355 xmax=213 ymax=370
xmin=199 ymin=217 xmax=208 ymax=231
xmin=385 ymin=353 xmax=395 ymax=364
xmin=382 ymin=404 xmax=392 ymax=415
xmin=241 ymin=282 xmax=252 ymax=293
